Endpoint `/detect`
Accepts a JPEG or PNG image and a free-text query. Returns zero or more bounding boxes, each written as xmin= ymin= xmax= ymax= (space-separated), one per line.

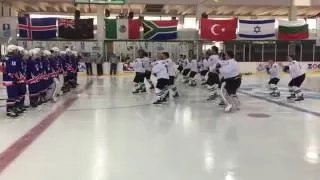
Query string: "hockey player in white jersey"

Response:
xmin=199 ymin=56 xmax=209 ymax=85
xmin=132 ymin=50 xmax=146 ymax=93
xmin=142 ymin=52 xmax=155 ymax=90
xmin=206 ymin=46 xmax=221 ymax=101
xmin=182 ymin=56 xmax=191 ymax=83
xmin=216 ymin=50 xmax=241 ymax=112
xmin=188 ymin=55 xmax=198 ymax=87
xmin=152 ymin=57 xmax=170 ymax=104
xmin=177 ymin=54 xmax=184 ymax=74
xmin=162 ymin=52 xmax=179 ymax=98
xmin=266 ymin=59 xmax=281 ymax=97
xmin=283 ymin=55 xmax=305 ymax=101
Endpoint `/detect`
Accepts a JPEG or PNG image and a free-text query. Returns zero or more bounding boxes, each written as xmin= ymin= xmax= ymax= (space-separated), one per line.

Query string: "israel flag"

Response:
xmin=238 ymin=19 xmax=275 ymax=39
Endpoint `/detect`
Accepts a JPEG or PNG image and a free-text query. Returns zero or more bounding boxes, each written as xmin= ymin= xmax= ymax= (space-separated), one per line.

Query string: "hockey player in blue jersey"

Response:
xmin=62 ymin=49 xmax=71 ymax=93
xmin=50 ymin=48 xmax=60 ymax=102
xmin=42 ymin=50 xmax=54 ymax=102
xmin=3 ymin=45 xmax=20 ymax=117
xmin=16 ymin=47 xmax=28 ymax=113
xmin=27 ymin=49 xmax=41 ymax=107
xmin=57 ymin=50 xmax=65 ymax=95
xmin=36 ymin=49 xmax=46 ymax=104
xmin=69 ymin=51 xmax=78 ymax=89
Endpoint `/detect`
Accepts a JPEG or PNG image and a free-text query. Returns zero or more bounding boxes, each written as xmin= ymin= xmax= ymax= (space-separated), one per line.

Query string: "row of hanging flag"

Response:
xmin=200 ymin=18 xmax=309 ymax=41
xmin=105 ymin=18 xmax=310 ymax=41
xmin=0 ymin=16 xmax=311 ymax=41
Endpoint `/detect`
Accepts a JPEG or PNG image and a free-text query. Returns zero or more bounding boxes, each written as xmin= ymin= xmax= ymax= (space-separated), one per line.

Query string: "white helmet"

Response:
xmin=29 ymin=49 xmax=39 ymax=56
xmin=17 ymin=46 xmax=24 ymax=52
xmin=23 ymin=50 xmax=29 ymax=56
xmin=72 ymin=51 xmax=78 ymax=56
xmin=43 ymin=50 xmax=51 ymax=56
xmin=66 ymin=48 xmax=72 ymax=54
xmin=52 ymin=47 xmax=60 ymax=52
xmin=7 ymin=44 xmax=17 ymax=53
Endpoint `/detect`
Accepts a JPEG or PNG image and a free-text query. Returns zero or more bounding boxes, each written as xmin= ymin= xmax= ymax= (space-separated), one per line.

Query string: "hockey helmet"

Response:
xmin=43 ymin=50 xmax=51 ymax=56
xmin=7 ymin=44 xmax=17 ymax=53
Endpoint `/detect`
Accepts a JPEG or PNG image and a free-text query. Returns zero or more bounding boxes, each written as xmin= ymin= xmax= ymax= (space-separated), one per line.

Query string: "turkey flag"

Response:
xmin=200 ymin=18 xmax=237 ymax=41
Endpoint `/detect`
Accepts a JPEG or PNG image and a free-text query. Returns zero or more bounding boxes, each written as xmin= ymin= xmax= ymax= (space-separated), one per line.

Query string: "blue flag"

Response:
xmin=18 ymin=17 xmax=57 ymax=39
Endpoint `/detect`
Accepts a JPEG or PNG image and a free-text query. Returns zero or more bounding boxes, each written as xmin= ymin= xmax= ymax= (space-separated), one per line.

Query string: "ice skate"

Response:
xmin=270 ymin=91 xmax=280 ymax=97
xmin=295 ymin=95 xmax=304 ymax=102
xmin=172 ymin=92 xmax=180 ymax=98
xmin=7 ymin=110 xmax=19 ymax=118
xmin=224 ymin=104 xmax=232 ymax=112
xmin=287 ymin=94 xmax=296 ymax=101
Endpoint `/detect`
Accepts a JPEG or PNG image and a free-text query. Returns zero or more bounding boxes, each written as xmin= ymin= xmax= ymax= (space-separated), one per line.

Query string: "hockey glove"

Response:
xmin=283 ymin=66 xmax=290 ymax=73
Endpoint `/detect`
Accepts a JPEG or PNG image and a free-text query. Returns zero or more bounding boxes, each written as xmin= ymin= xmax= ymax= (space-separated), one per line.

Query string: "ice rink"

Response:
xmin=0 ymin=74 xmax=319 ymax=180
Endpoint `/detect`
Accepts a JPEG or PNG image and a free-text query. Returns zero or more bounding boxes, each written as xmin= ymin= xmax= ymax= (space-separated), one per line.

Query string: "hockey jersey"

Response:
xmin=3 ymin=55 xmax=19 ymax=86
xmin=219 ymin=58 xmax=240 ymax=79
xmin=142 ymin=57 xmax=152 ymax=71
xmin=152 ymin=61 xmax=169 ymax=79
xmin=289 ymin=60 xmax=304 ymax=79
xmin=133 ymin=58 xmax=145 ymax=73
xmin=37 ymin=58 xmax=44 ymax=81
xmin=199 ymin=59 xmax=209 ymax=72
xmin=190 ymin=59 xmax=198 ymax=72
xmin=50 ymin=57 xmax=58 ymax=78
xmin=18 ymin=58 xmax=27 ymax=83
xmin=57 ymin=56 xmax=64 ymax=75
xmin=26 ymin=58 xmax=40 ymax=84
xmin=65 ymin=55 xmax=75 ymax=74
xmin=267 ymin=63 xmax=280 ymax=79
xmin=183 ymin=59 xmax=190 ymax=69
xmin=163 ymin=58 xmax=176 ymax=76
xmin=208 ymin=54 xmax=220 ymax=73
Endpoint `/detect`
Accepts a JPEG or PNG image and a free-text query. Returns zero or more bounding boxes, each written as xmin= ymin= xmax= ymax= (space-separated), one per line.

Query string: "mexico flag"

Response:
xmin=200 ymin=18 xmax=237 ymax=41
xmin=105 ymin=19 xmax=140 ymax=39
xmin=278 ymin=20 xmax=309 ymax=40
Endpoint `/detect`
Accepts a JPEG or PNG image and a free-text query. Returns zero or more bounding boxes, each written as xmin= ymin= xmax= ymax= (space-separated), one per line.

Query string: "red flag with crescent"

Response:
xmin=200 ymin=18 xmax=237 ymax=41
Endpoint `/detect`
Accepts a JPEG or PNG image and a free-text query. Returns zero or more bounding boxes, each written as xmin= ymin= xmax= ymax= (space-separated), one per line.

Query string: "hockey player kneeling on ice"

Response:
xmin=188 ymin=55 xmax=198 ymax=87
xmin=206 ymin=46 xmax=221 ymax=101
xmin=162 ymin=52 xmax=179 ymax=98
xmin=152 ymin=59 xmax=170 ymax=104
xmin=177 ymin=54 xmax=184 ymax=75
xmin=132 ymin=49 xmax=146 ymax=93
xmin=181 ymin=56 xmax=191 ymax=84
xmin=216 ymin=50 xmax=241 ymax=112
xmin=266 ymin=59 xmax=281 ymax=97
xmin=199 ymin=55 xmax=209 ymax=85
xmin=283 ymin=55 xmax=305 ymax=101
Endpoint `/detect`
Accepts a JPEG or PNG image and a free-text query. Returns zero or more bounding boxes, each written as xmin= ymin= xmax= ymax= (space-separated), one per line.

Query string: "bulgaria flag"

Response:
xmin=278 ymin=20 xmax=309 ymax=40
xmin=105 ymin=19 xmax=140 ymax=39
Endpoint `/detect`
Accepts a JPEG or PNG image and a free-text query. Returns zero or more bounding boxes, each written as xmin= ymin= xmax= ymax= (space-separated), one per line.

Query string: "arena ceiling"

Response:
xmin=3 ymin=0 xmax=320 ymax=17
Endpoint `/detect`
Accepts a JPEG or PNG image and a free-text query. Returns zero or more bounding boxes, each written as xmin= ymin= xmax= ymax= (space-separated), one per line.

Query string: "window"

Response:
xmin=251 ymin=43 xmax=262 ymax=62
xmin=264 ymin=43 xmax=276 ymax=61
xmin=301 ymin=40 xmax=314 ymax=61
xmin=276 ymin=41 xmax=289 ymax=62
xmin=183 ymin=17 xmax=197 ymax=29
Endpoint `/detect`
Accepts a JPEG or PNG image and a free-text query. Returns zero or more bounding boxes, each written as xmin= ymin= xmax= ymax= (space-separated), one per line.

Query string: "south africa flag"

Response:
xmin=142 ymin=20 xmax=178 ymax=40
